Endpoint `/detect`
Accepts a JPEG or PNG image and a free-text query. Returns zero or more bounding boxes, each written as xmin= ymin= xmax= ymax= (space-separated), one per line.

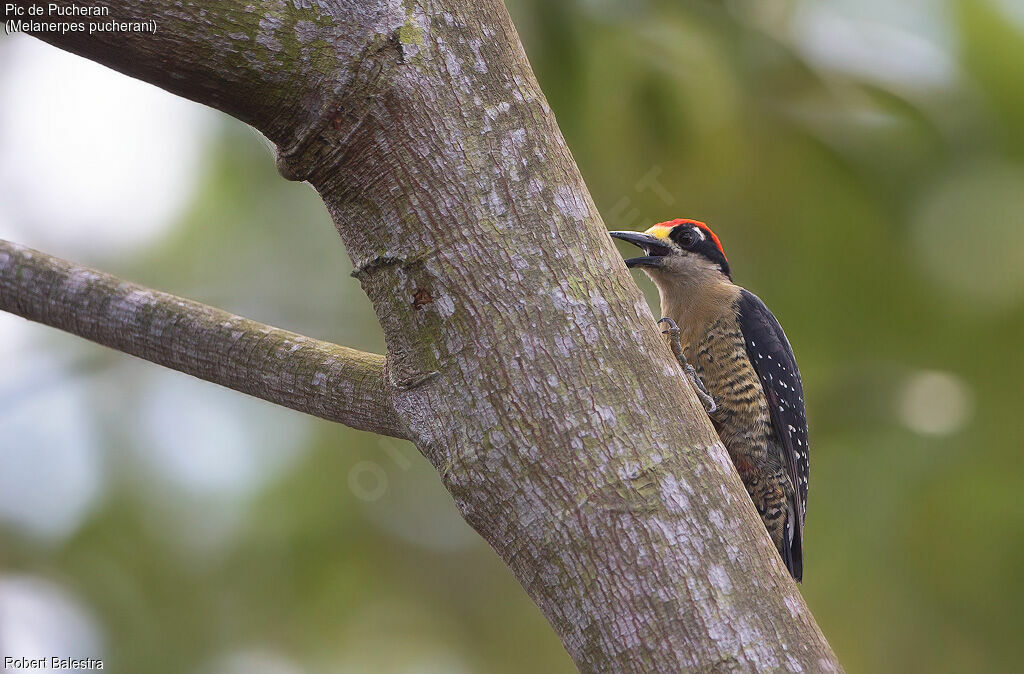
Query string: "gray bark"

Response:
xmin=6 ymin=0 xmax=842 ymax=671
xmin=0 ymin=240 xmax=401 ymax=438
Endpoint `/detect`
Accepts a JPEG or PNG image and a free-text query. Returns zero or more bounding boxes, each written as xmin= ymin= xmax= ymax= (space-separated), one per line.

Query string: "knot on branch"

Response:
xmin=351 ymin=249 xmax=452 ymax=393
xmin=275 ymin=29 xmax=407 ymax=185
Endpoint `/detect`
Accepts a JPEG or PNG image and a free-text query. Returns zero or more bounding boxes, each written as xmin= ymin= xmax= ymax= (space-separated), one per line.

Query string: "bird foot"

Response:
xmin=657 ymin=317 xmax=717 ymax=414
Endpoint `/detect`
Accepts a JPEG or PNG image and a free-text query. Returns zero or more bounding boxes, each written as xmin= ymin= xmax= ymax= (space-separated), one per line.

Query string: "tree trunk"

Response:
xmin=5 ymin=0 xmax=842 ymax=670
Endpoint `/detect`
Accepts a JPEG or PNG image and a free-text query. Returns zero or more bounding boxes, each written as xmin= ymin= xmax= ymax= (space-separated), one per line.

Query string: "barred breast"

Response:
xmin=685 ymin=310 xmax=792 ymax=549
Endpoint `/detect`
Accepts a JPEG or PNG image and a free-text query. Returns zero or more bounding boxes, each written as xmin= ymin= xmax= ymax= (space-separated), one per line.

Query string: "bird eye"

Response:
xmin=672 ymin=227 xmax=698 ymax=248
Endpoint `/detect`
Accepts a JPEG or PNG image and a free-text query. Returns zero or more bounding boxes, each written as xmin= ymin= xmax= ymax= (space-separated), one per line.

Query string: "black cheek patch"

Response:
xmin=698 ymin=240 xmax=730 ymax=278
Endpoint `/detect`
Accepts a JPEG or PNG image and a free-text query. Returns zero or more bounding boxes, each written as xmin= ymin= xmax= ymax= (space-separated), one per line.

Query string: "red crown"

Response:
xmin=655 ymin=218 xmax=726 ymax=260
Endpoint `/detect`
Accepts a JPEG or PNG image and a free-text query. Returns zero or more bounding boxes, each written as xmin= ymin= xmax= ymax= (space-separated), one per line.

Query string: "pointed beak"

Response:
xmin=608 ymin=231 xmax=672 ymax=269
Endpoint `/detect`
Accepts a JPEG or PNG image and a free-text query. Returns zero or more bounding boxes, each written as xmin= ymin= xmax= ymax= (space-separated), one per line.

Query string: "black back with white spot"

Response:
xmin=737 ymin=289 xmax=809 ymax=576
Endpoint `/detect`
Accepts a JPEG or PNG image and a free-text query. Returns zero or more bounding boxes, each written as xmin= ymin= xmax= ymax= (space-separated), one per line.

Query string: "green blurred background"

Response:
xmin=2 ymin=0 xmax=1024 ymax=671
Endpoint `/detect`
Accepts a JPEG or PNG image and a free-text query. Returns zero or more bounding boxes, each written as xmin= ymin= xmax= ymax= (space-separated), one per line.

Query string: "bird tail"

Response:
xmin=784 ymin=506 xmax=803 ymax=582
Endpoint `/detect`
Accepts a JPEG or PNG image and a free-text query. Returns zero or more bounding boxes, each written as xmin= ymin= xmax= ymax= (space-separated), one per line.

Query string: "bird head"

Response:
xmin=609 ymin=218 xmax=731 ymax=282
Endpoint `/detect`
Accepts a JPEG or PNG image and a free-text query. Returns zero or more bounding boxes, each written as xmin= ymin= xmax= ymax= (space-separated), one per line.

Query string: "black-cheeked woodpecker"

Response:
xmin=610 ymin=219 xmax=809 ymax=581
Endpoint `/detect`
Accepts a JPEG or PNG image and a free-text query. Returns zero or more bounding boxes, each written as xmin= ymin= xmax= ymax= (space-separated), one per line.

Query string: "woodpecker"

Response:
xmin=610 ymin=219 xmax=809 ymax=581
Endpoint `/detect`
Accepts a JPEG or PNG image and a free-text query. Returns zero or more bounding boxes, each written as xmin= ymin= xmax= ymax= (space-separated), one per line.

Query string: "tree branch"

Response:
xmin=12 ymin=0 xmax=843 ymax=670
xmin=0 ymin=239 xmax=405 ymax=439
xmin=19 ymin=0 xmax=357 ymax=152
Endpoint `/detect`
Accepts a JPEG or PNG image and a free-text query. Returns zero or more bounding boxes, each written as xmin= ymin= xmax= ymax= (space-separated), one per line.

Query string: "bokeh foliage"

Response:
xmin=3 ymin=0 xmax=1024 ymax=672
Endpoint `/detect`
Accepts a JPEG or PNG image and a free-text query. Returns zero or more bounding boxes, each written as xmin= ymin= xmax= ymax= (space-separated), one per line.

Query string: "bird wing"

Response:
xmin=737 ymin=289 xmax=809 ymax=580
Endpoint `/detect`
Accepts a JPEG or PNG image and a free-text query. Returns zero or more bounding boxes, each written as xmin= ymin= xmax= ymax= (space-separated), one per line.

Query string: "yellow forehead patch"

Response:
xmin=644 ymin=225 xmax=674 ymax=240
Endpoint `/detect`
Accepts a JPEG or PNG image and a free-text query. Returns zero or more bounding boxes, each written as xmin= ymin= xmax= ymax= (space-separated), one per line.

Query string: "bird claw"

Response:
xmin=695 ymin=380 xmax=717 ymax=414
xmin=658 ymin=316 xmax=717 ymax=415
